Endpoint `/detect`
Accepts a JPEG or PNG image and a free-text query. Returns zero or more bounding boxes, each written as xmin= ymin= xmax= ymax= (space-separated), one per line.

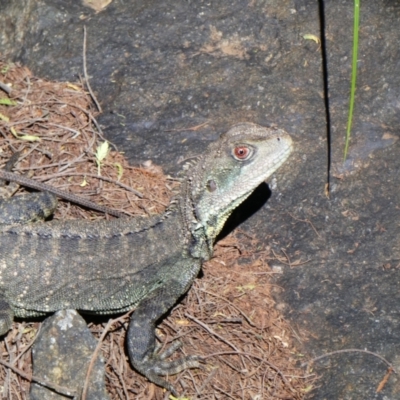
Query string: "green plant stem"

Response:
xmin=344 ymin=0 xmax=360 ymax=160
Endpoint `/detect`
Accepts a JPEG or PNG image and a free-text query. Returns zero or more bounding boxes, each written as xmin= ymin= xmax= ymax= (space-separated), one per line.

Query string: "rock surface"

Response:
xmin=30 ymin=310 xmax=109 ymax=400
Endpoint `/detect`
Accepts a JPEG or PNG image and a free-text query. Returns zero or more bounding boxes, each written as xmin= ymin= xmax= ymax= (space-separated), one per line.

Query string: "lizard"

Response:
xmin=0 ymin=122 xmax=293 ymax=395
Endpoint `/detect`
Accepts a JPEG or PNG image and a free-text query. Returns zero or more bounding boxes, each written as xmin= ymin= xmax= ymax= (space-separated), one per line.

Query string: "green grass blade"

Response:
xmin=344 ymin=0 xmax=360 ymax=160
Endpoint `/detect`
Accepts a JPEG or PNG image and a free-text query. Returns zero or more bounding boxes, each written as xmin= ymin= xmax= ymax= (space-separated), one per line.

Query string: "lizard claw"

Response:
xmin=141 ymin=350 xmax=202 ymax=396
xmin=132 ymin=339 xmax=202 ymax=396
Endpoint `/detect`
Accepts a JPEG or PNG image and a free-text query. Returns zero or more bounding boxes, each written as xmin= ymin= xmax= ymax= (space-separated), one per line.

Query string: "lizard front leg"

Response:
xmin=0 ymin=153 xmax=58 ymax=226
xmin=0 ymin=294 xmax=14 ymax=336
xmin=0 ymin=155 xmax=57 ymax=334
xmin=127 ymin=277 xmax=201 ymax=395
xmin=0 ymin=192 xmax=57 ymax=226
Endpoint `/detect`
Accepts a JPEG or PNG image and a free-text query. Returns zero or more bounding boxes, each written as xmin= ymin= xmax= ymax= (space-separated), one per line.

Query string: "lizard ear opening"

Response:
xmin=206 ymin=179 xmax=217 ymax=192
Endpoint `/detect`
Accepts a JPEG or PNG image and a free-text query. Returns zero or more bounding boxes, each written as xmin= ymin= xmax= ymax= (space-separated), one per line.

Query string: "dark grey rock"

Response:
xmin=30 ymin=310 xmax=109 ymax=400
xmin=0 ymin=0 xmax=324 ymax=173
xmin=0 ymin=0 xmax=35 ymax=56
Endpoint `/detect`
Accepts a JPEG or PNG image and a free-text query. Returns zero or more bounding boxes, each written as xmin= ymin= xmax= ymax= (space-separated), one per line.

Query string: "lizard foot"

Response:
xmin=135 ymin=340 xmax=202 ymax=396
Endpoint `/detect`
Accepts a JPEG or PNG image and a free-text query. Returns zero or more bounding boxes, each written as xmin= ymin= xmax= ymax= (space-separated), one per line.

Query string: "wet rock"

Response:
xmin=30 ymin=310 xmax=109 ymax=400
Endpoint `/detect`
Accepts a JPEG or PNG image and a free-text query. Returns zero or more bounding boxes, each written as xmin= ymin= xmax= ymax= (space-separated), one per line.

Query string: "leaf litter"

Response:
xmin=0 ymin=57 xmax=316 ymax=399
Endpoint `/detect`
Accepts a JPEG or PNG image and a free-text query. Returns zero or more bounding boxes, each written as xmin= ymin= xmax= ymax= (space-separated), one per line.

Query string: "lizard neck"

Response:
xmin=167 ymin=176 xmax=214 ymax=262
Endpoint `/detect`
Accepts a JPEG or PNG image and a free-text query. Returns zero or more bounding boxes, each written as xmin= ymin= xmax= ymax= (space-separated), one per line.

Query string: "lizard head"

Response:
xmin=186 ymin=122 xmax=293 ymax=250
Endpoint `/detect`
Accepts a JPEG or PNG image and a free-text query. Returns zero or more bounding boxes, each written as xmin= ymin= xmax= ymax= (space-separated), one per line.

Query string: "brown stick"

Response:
xmin=308 ymin=348 xmax=396 ymax=373
xmin=0 ymin=81 xmax=12 ymax=95
xmin=0 ymin=169 xmax=127 ymax=218
xmin=82 ymin=26 xmax=102 ymax=113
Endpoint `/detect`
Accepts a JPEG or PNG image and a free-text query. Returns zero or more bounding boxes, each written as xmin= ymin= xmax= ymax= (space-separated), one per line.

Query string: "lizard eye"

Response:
xmin=232 ymin=145 xmax=252 ymax=161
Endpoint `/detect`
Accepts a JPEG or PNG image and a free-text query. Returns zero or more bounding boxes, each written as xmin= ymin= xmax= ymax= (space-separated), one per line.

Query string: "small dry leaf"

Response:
xmin=82 ymin=0 xmax=112 ymax=12
xmin=96 ymin=141 xmax=110 ymax=162
xmin=0 ymin=113 xmax=9 ymax=121
xmin=114 ymin=162 xmax=123 ymax=180
xmin=0 ymin=98 xmax=16 ymax=106
xmin=303 ymin=34 xmax=320 ymax=44
xmin=10 ymin=127 xmax=41 ymax=142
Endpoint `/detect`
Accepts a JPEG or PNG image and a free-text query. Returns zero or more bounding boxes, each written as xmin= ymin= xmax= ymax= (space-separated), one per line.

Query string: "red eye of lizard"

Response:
xmin=233 ymin=146 xmax=251 ymax=160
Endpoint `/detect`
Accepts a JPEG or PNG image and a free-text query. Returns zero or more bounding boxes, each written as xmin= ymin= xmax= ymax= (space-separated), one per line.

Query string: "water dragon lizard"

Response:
xmin=0 ymin=122 xmax=292 ymax=394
